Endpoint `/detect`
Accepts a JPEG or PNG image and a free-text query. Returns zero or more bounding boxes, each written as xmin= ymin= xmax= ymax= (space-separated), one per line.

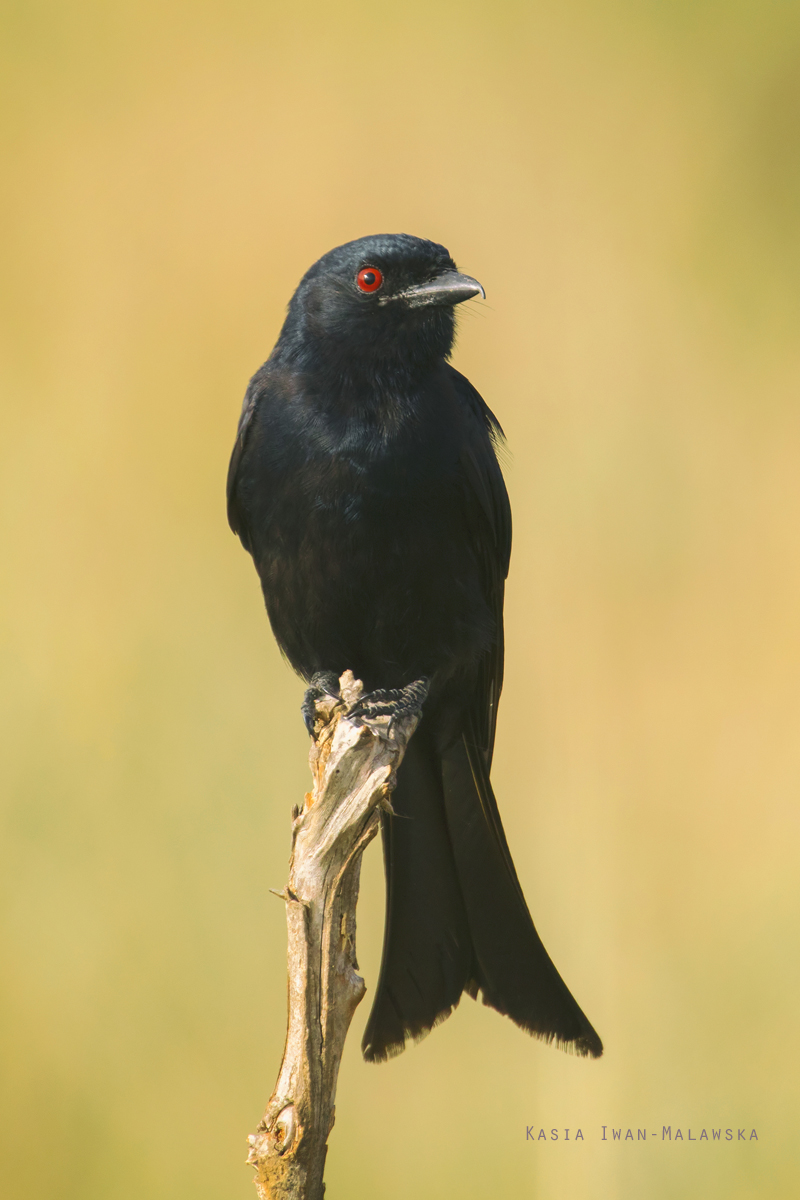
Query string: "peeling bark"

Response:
xmin=247 ymin=671 xmax=422 ymax=1199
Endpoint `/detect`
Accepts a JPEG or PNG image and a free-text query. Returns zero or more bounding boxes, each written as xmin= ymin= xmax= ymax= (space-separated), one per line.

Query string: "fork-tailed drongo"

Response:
xmin=227 ymin=233 xmax=602 ymax=1061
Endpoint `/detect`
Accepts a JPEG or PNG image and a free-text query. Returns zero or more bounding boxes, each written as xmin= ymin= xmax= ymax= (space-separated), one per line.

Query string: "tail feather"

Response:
xmin=442 ymin=728 xmax=603 ymax=1058
xmin=362 ymin=722 xmax=603 ymax=1062
xmin=361 ymin=731 xmax=475 ymax=1062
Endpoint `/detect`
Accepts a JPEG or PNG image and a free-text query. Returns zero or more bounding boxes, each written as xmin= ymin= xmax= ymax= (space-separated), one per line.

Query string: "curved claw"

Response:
xmin=301 ymin=671 xmax=342 ymax=734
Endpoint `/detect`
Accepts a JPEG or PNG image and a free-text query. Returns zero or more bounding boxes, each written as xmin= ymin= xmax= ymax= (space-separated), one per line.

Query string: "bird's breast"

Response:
xmin=237 ymin=375 xmax=491 ymax=685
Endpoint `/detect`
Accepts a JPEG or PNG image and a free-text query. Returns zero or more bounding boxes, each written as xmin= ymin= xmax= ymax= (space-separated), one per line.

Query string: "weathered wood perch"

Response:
xmin=247 ymin=670 xmax=424 ymax=1200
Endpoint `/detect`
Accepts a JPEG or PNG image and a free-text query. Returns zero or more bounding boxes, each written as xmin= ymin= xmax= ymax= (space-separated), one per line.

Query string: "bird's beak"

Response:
xmin=387 ymin=270 xmax=486 ymax=308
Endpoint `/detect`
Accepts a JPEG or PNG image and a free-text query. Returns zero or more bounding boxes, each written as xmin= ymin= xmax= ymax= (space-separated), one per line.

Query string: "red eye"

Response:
xmin=356 ymin=266 xmax=383 ymax=293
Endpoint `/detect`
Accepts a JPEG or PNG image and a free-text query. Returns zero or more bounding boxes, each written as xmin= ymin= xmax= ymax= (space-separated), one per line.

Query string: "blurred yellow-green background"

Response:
xmin=2 ymin=1 xmax=799 ymax=1197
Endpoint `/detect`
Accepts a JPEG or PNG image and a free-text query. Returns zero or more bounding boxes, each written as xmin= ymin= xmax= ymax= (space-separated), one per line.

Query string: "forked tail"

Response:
xmin=362 ymin=724 xmax=602 ymax=1062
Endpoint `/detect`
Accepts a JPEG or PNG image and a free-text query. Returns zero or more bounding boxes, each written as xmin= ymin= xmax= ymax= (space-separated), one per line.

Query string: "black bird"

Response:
xmin=227 ymin=233 xmax=602 ymax=1062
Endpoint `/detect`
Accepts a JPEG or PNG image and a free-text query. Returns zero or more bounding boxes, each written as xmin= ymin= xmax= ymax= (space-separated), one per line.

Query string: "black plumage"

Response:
xmin=227 ymin=233 xmax=602 ymax=1061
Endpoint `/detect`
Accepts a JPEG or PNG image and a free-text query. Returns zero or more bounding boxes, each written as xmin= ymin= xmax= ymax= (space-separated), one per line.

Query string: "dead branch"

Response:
xmin=246 ymin=670 xmax=422 ymax=1200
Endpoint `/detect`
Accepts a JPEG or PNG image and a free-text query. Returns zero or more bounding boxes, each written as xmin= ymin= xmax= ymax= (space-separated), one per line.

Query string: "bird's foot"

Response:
xmin=347 ymin=677 xmax=430 ymax=723
xmin=303 ymin=673 xmax=430 ymax=736
xmin=301 ymin=671 xmax=342 ymax=735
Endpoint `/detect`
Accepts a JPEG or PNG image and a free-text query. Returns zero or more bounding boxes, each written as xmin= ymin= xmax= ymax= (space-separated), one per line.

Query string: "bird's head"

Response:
xmin=276 ymin=233 xmax=484 ymax=377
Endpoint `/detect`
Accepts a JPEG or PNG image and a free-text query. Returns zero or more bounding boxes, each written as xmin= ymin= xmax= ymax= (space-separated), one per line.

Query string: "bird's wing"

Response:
xmin=226 ymin=371 xmax=266 ymax=548
xmin=447 ymin=364 xmax=512 ymax=768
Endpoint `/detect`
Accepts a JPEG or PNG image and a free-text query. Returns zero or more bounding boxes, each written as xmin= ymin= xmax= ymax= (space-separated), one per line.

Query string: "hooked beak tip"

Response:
xmin=390 ymin=270 xmax=486 ymax=309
